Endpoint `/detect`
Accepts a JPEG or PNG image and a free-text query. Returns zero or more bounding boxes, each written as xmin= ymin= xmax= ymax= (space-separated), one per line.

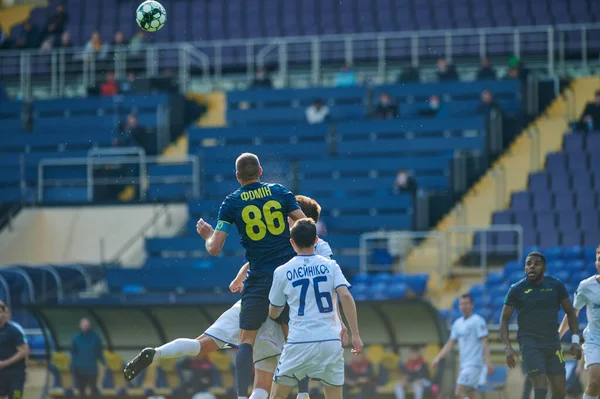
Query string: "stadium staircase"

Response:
xmin=419 ymin=76 xmax=600 ymax=305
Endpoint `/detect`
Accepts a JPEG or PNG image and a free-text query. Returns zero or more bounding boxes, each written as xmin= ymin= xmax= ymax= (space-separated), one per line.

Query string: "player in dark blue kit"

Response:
xmin=0 ymin=301 xmax=29 ymax=399
xmin=500 ymin=252 xmax=582 ymax=399
xmin=196 ymin=153 xmax=306 ymax=399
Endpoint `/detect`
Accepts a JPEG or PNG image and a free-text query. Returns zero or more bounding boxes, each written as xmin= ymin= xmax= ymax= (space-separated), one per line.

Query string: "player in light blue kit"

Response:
xmin=431 ymin=294 xmax=493 ymax=399
xmin=268 ymin=218 xmax=363 ymax=399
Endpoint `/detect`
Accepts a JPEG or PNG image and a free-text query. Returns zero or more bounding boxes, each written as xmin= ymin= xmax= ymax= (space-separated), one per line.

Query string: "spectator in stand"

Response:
xmin=305 ymin=99 xmax=330 ymax=124
xmin=180 ymin=355 xmax=216 ymax=394
xmin=114 ymin=114 xmax=143 ymax=148
xmin=397 ymin=65 xmax=420 ymax=83
xmin=335 ymin=63 xmax=357 ymax=87
xmin=15 ymin=20 xmax=40 ymax=50
xmin=476 ymin=58 xmax=496 ymax=80
xmin=40 ymin=21 xmax=62 ymax=50
xmin=436 ymin=58 xmax=459 ymax=81
xmin=393 ymin=169 xmax=418 ymax=197
xmin=373 ymin=92 xmax=399 ymax=120
xmin=120 ymin=72 xmax=136 ymax=93
xmin=394 ymin=346 xmax=432 ymax=399
xmin=113 ymin=31 xmax=126 ymax=48
xmin=345 ymin=352 xmax=376 ymax=399
xmin=129 ymin=31 xmax=146 ymax=57
xmin=71 ymin=318 xmax=105 ymax=399
xmin=419 ymin=95 xmax=447 ymax=117
xmin=60 ymin=32 xmax=73 ymax=48
xmin=504 ymin=67 xmax=519 ymax=80
xmin=82 ymin=30 xmax=108 ymax=60
xmin=0 ymin=301 xmax=29 ymax=399
xmin=45 ymin=3 xmax=69 ymax=37
xmin=251 ymin=67 xmax=273 ymax=88
xmin=576 ymin=89 xmax=600 ymax=132
xmin=476 ymin=89 xmax=501 ymax=115
xmin=100 ymin=71 xmax=118 ymax=97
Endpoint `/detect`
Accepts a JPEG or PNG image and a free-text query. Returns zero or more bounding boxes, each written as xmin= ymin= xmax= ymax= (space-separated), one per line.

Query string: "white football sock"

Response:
xmin=297 ymin=393 xmax=310 ymax=399
xmin=153 ymin=338 xmax=201 ymax=361
xmin=583 ymin=394 xmax=596 ymax=399
xmin=237 ymin=397 xmax=248 ymax=399
xmin=249 ymin=388 xmax=269 ymax=399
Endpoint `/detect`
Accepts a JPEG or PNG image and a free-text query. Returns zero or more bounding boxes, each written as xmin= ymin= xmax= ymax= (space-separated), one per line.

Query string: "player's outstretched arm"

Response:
xmin=230 ymin=263 xmax=249 ymax=293
xmin=499 ymin=304 xmax=517 ymax=368
xmin=336 ymin=286 xmax=363 ymax=355
xmin=431 ymin=338 xmax=455 ymax=368
xmin=196 ymin=218 xmax=227 ymax=256
xmin=268 ymin=304 xmax=284 ymax=320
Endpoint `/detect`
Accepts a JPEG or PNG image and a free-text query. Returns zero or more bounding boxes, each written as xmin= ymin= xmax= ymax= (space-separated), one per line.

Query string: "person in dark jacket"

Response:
xmin=577 ymin=90 xmax=600 ymax=132
xmin=436 ymin=58 xmax=459 ymax=81
xmin=71 ymin=318 xmax=105 ymax=399
xmin=476 ymin=58 xmax=497 ymax=80
xmin=0 ymin=301 xmax=29 ymax=399
xmin=373 ymin=92 xmax=399 ymax=119
xmin=15 ymin=20 xmax=40 ymax=49
xmin=476 ymin=89 xmax=502 ymax=116
xmin=251 ymin=68 xmax=273 ymax=89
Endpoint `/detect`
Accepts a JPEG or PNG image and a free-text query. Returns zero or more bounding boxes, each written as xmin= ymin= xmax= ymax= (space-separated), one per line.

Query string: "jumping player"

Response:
xmin=431 ymin=294 xmax=493 ymax=399
xmin=124 ymin=194 xmax=326 ymax=399
xmin=195 ymin=153 xmax=306 ymax=399
xmin=268 ymin=218 xmax=363 ymax=399
xmin=500 ymin=252 xmax=582 ymax=399
xmin=558 ymin=245 xmax=600 ymax=399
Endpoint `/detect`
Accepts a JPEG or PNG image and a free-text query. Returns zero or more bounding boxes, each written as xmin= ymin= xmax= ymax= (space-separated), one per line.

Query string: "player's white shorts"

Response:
xmin=583 ymin=341 xmax=600 ymax=370
xmin=203 ymin=300 xmax=284 ymax=372
xmin=456 ymin=366 xmax=484 ymax=389
xmin=274 ymin=340 xmax=344 ymax=387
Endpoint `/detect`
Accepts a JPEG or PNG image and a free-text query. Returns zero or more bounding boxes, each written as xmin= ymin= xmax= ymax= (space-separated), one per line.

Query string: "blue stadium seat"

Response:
xmin=544 ymin=247 xmax=563 ymax=261
xmin=388 ymin=282 xmax=408 ymax=299
xmin=485 ymin=272 xmax=504 ymax=288
xmin=351 ymin=273 xmax=370 ymax=285
xmin=564 ymin=246 xmax=584 ymax=260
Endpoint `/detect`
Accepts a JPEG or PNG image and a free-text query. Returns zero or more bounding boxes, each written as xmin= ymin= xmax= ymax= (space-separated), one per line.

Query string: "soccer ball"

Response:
xmin=136 ymin=1 xmax=166 ymax=33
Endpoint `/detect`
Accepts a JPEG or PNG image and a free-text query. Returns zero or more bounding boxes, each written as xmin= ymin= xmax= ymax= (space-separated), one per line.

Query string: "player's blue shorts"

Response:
xmin=521 ymin=343 xmax=566 ymax=377
xmin=0 ymin=370 xmax=25 ymax=399
xmin=240 ymin=253 xmax=295 ymax=331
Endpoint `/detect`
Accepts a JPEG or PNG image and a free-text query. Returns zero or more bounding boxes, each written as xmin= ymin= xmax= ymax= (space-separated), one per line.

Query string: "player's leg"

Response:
xmin=124 ymin=334 xmax=216 ymax=381
xmin=522 ymin=347 xmax=549 ymax=399
xmin=455 ymin=385 xmax=478 ymax=399
xmin=7 ymin=372 xmax=24 ymax=399
xmin=322 ymin=385 xmax=343 ymax=399
xmin=270 ymin=381 xmax=295 ymax=399
xmin=455 ymin=367 xmax=481 ymax=399
xmin=297 ymin=377 xmax=310 ymax=399
xmin=238 ymin=285 xmax=271 ymax=399
xmin=545 ymin=347 xmax=567 ymax=399
xmin=250 ymin=357 xmax=277 ymax=399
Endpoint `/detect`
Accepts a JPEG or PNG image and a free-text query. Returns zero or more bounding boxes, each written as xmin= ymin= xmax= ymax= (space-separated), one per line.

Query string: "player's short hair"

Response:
xmin=460 ymin=294 xmax=474 ymax=303
xmin=295 ymin=195 xmax=321 ymax=223
xmin=290 ymin=218 xmax=317 ymax=248
xmin=526 ymin=252 xmax=546 ymax=265
xmin=235 ymin=153 xmax=261 ymax=181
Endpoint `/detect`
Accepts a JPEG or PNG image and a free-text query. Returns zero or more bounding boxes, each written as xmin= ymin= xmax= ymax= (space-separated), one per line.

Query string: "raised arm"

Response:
xmin=336 ymin=286 xmax=363 ymax=355
xmin=289 ymin=209 xmax=307 ymax=221
xmin=499 ymin=304 xmax=517 ymax=368
xmin=196 ymin=219 xmax=227 ymax=256
xmin=558 ymin=309 xmax=580 ymax=339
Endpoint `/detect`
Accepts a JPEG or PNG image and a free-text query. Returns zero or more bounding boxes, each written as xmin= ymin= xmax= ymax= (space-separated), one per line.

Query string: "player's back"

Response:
xmin=218 ymin=182 xmax=298 ymax=269
xmin=271 ymin=254 xmax=349 ymax=344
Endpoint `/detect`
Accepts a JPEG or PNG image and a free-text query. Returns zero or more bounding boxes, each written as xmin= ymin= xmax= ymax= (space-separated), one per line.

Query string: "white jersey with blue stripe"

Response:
xmin=269 ymin=254 xmax=350 ymax=344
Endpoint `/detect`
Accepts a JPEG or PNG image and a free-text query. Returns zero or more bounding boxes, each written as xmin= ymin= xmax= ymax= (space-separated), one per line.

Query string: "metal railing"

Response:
xmin=445 ymin=225 xmax=523 ymax=278
xmin=1 ymin=23 xmax=599 ymax=99
xmin=360 ymin=225 xmax=522 ymax=279
xmin=37 ymin=148 xmax=200 ymax=203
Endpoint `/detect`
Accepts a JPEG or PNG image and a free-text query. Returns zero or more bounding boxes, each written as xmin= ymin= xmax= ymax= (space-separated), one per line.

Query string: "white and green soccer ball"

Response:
xmin=136 ymin=1 xmax=167 ymax=32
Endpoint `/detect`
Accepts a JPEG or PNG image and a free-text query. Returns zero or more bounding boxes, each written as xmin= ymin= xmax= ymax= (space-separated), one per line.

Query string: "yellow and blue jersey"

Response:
xmin=216 ymin=182 xmax=300 ymax=270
